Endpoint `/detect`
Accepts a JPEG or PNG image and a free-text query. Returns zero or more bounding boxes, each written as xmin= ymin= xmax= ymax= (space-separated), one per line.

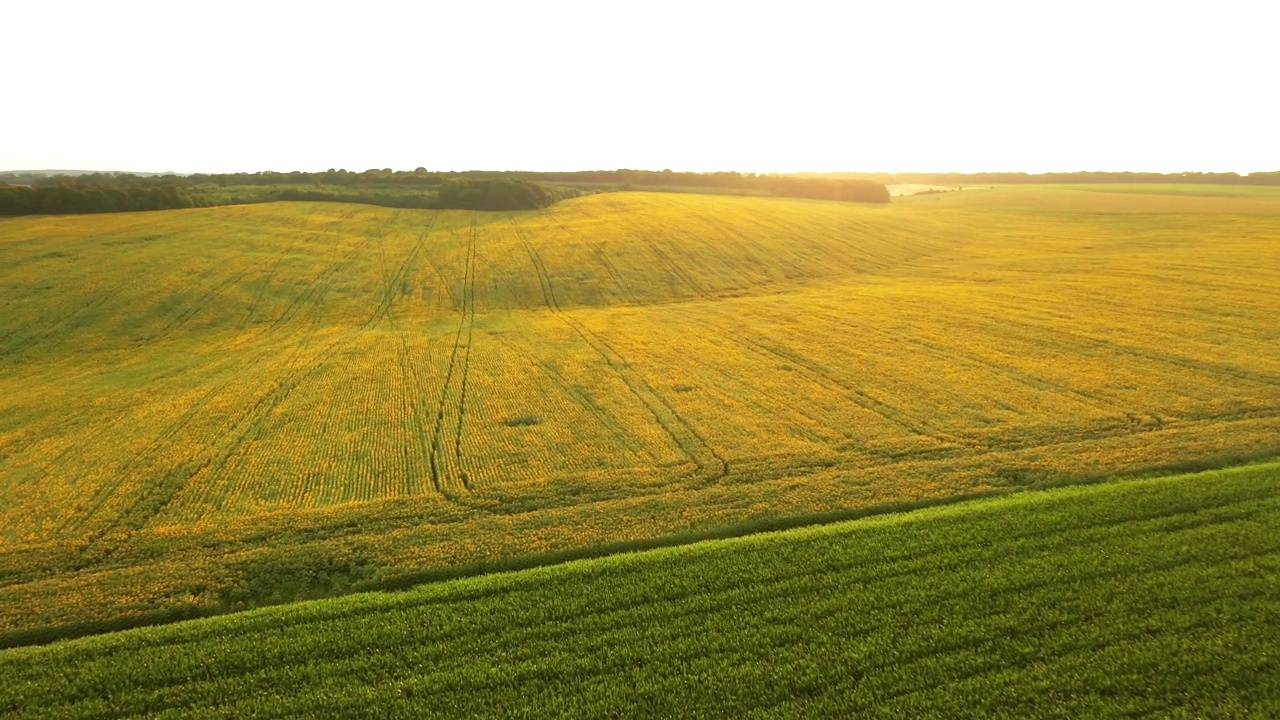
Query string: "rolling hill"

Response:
xmin=1 ymin=186 xmax=1279 ymax=642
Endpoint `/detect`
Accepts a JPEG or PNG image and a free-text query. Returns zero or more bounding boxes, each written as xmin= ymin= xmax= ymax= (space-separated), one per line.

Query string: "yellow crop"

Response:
xmin=1 ymin=185 xmax=1278 ymax=636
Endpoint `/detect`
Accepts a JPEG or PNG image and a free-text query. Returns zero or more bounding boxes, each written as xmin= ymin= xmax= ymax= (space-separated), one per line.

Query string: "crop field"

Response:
xmin=3 ymin=462 xmax=1278 ymax=717
xmin=1 ymin=186 xmax=1279 ymax=641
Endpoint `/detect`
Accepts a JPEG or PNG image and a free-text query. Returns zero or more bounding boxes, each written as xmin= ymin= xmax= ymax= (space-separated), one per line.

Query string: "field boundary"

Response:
xmin=5 ymin=453 xmax=1277 ymax=651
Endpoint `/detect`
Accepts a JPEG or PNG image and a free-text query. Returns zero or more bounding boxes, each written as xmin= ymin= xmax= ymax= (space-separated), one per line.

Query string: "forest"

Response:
xmin=0 ymin=169 xmax=891 ymax=215
xmin=0 ymin=179 xmax=578 ymax=215
xmin=7 ymin=166 xmax=1280 ymax=217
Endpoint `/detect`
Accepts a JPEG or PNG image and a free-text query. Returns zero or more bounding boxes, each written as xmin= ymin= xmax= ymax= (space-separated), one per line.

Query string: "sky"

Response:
xmin=4 ymin=0 xmax=1278 ymax=175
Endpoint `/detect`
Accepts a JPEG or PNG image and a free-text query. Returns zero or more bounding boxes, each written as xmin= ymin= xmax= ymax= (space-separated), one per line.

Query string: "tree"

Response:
xmin=0 ymin=185 xmax=35 ymax=215
xmin=437 ymin=179 xmax=553 ymax=210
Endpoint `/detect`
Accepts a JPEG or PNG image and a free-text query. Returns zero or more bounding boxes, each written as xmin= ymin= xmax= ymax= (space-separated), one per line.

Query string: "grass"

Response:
xmin=1 ymin=187 xmax=1279 ymax=642
xmin=2 ymin=461 xmax=1278 ymax=717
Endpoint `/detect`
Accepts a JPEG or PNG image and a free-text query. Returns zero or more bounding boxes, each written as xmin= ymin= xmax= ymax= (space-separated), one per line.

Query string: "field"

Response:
xmin=3 ymin=462 xmax=1278 ymax=717
xmin=2 ymin=186 xmax=1280 ymax=642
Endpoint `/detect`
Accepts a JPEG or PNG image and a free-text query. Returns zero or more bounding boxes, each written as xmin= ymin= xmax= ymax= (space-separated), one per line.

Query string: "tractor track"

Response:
xmin=426 ymin=219 xmax=478 ymax=496
xmin=512 ymin=219 xmax=728 ymax=482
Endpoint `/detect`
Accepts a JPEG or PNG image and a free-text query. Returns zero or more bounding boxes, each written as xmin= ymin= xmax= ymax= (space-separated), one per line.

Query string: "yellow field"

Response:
xmin=2 ymin=186 xmax=1279 ymax=639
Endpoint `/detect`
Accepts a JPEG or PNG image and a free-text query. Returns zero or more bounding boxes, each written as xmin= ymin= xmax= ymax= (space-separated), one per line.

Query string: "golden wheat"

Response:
xmin=1 ymin=186 xmax=1278 ymax=636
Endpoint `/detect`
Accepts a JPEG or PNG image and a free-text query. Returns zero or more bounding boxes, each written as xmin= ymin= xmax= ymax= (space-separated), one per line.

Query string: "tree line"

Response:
xmin=0 ymin=184 xmax=200 ymax=216
xmin=0 ymin=179 xmax=585 ymax=216
xmin=436 ymin=179 xmax=580 ymax=210
xmin=20 ymin=164 xmax=1278 ymax=218
xmin=1 ymin=170 xmax=891 ymax=211
xmin=7 ymin=168 xmax=1278 ymax=191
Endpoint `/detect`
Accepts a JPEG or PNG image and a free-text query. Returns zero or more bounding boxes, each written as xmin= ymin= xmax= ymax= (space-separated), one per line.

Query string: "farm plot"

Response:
xmin=1 ymin=187 xmax=1279 ymax=640
xmin=3 ymin=462 xmax=1278 ymax=718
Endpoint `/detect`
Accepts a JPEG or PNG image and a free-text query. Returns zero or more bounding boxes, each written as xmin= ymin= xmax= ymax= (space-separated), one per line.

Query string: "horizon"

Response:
xmin=6 ymin=166 xmax=1279 ymax=178
xmin=4 ymin=1 xmax=1278 ymax=175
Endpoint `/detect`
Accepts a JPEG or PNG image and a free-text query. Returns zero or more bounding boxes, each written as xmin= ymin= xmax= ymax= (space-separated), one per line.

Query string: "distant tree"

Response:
xmin=105 ymin=187 xmax=137 ymax=212
xmin=0 ymin=185 xmax=35 ymax=215
xmin=37 ymin=186 xmax=90 ymax=213
xmin=437 ymin=179 xmax=555 ymax=210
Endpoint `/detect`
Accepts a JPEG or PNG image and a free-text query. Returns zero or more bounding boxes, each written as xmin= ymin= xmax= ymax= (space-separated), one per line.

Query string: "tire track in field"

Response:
xmin=421 ymin=250 xmax=459 ymax=311
xmin=810 ymin=312 xmax=1169 ymax=451
xmin=61 ymin=314 xmax=272 ymax=431
xmin=595 ymin=202 xmax=711 ymax=300
xmin=3 ymin=369 xmax=233 ymax=526
xmin=961 ymin=307 xmax=1280 ymax=391
xmin=398 ymin=336 xmax=434 ymax=496
xmin=488 ymin=331 xmax=654 ymax=463
xmin=697 ymin=319 xmax=951 ymax=445
xmin=683 ymin=317 xmax=912 ymax=448
xmin=815 ymin=312 xmax=1120 ymax=411
xmin=426 ymin=219 xmax=477 ymax=496
xmin=176 ymin=334 xmax=352 ymax=513
xmin=375 ymin=232 xmax=392 ymax=313
xmin=83 ymin=323 xmax=325 ymax=547
xmin=635 ymin=229 xmax=712 ymax=300
xmin=197 ymin=231 xmax=386 ymax=506
xmin=687 ymin=211 xmax=802 ymax=282
xmin=838 ymin=402 xmax=1280 ymax=464
xmin=364 ymin=210 xmax=407 ymax=327
xmin=1 ymin=243 xmax=307 ymax=484
xmin=84 ymin=233 xmax=380 ymax=545
xmin=364 ymin=217 xmax=437 ymax=331
xmin=261 ymin=235 xmax=374 ymax=335
xmin=238 ymin=226 xmax=308 ymax=330
xmin=909 ymin=333 xmax=1117 ymax=409
xmin=475 ymin=259 xmax=523 ymax=313
xmin=138 ymin=222 xmax=322 ymax=346
xmin=427 ymin=314 xmax=466 ymax=496
xmin=588 ymin=242 xmax=643 ymax=305
xmin=453 ymin=219 xmax=479 ymax=490
xmin=135 ymin=266 xmax=255 ymax=346
xmin=68 ymin=380 xmax=232 ymax=558
xmin=1072 ymin=327 xmax=1280 ymax=390
xmin=0 ymin=284 xmax=126 ymax=360
xmin=512 ymin=219 xmax=728 ymax=482
xmin=1 ymin=221 xmax=336 ymax=484
xmin=548 ymin=215 xmax=641 ymax=306
xmin=670 ymin=339 xmax=843 ymax=449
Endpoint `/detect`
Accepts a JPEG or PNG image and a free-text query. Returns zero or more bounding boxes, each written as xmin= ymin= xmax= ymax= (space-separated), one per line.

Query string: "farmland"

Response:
xmin=2 ymin=185 xmax=1280 ymax=642
xmin=3 ymin=462 xmax=1278 ymax=718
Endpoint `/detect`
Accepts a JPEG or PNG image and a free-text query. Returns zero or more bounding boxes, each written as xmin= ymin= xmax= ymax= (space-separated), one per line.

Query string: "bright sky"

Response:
xmin=4 ymin=0 xmax=1277 ymax=175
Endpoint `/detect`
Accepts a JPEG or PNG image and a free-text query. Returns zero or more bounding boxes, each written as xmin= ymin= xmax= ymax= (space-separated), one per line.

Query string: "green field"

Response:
xmin=2 ymin=185 xmax=1279 ymax=644
xmin=3 ymin=462 xmax=1277 ymax=717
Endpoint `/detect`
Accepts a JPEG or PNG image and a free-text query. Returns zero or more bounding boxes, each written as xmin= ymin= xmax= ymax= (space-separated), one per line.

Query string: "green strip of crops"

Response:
xmin=3 ymin=463 xmax=1279 ymax=718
